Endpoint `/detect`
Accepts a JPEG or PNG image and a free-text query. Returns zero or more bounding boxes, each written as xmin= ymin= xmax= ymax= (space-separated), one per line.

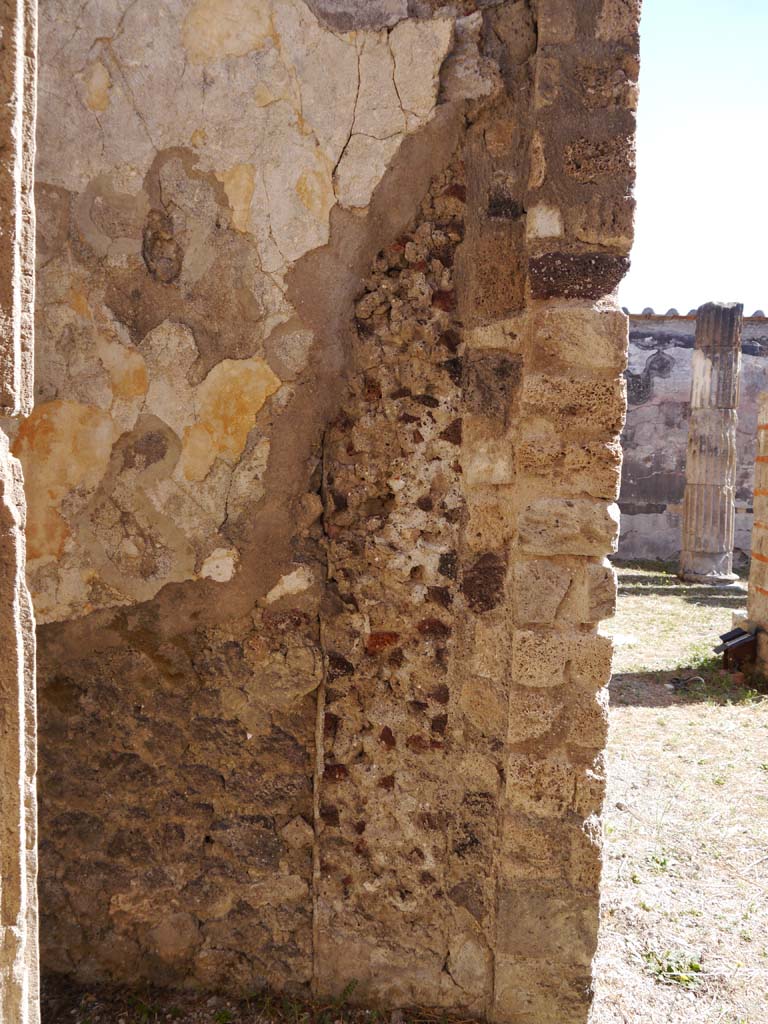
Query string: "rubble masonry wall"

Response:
xmin=8 ymin=2 xmax=638 ymax=1021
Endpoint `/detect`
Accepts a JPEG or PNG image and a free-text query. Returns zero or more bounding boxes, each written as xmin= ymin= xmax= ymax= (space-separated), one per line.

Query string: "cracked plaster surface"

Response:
xmin=19 ymin=0 xmax=460 ymax=622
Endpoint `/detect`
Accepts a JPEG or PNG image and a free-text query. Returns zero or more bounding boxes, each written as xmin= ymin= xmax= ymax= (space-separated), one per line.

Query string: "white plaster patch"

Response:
xmin=390 ymin=17 xmax=454 ymax=124
xmin=690 ymin=349 xmax=714 ymax=409
xmin=354 ymin=33 xmax=405 ymax=139
xmin=265 ymin=324 xmax=314 ymax=380
xmin=526 ymin=203 xmax=563 ymax=239
xmin=464 ymin=440 xmax=515 ymax=486
xmin=38 ymin=0 xmax=458 ymax=275
xmin=265 ymin=566 xmax=315 ymax=604
xmin=201 ymin=547 xmax=239 ymax=582
xmin=464 ymin=316 xmax=524 ymax=350
xmin=334 ymin=16 xmax=454 ymax=208
xmin=334 ymin=133 xmax=402 ymax=209
xmin=142 ymin=321 xmax=198 ymax=438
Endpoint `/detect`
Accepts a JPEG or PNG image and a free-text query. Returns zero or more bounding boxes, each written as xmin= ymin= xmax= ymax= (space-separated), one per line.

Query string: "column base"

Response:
xmin=679 ymin=570 xmax=740 ymax=586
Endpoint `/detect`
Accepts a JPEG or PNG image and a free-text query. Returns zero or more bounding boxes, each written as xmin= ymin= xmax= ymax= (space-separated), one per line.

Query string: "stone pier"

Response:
xmin=19 ymin=2 xmax=640 ymax=1021
xmin=0 ymin=0 xmax=39 ymax=1020
xmin=747 ymin=392 xmax=768 ymax=672
xmin=680 ymin=301 xmax=744 ymax=583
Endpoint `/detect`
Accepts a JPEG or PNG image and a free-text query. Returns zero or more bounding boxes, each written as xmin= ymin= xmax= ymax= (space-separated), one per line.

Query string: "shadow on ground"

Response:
xmin=606 ymin=559 xmax=765 ymax=707
xmin=615 ymin=566 xmax=748 ymax=608
xmin=609 ymin=671 xmax=767 ymax=708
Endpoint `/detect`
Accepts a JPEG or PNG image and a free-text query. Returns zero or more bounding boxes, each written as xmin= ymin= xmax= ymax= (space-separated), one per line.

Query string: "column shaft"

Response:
xmin=680 ymin=302 xmax=743 ymax=582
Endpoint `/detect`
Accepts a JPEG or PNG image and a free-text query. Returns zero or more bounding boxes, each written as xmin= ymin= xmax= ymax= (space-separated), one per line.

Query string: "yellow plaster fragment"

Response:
xmin=254 ymin=82 xmax=278 ymax=107
xmin=84 ymin=61 xmax=111 ymax=112
xmin=182 ymin=0 xmax=274 ymax=64
xmin=295 ymin=160 xmax=335 ymax=222
xmin=190 ymin=128 xmax=207 ymax=148
xmin=180 ymin=358 xmax=281 ymax=481
xmin=180 ymin=423 xmax=218 ymax=482
xmin=216 ymin=163 xmax=256 ymax=233
xmin=97 ymin=338 xmax=149 ymax=401
xmin=13 ymin=401 xmax=115 ymax=560
xmin=68 ymin=287 xmax=93 ymax=319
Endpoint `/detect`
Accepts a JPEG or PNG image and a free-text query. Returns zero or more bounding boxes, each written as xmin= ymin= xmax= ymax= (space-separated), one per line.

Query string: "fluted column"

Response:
xmin=680 ymin=301 xmax=743 ymax=582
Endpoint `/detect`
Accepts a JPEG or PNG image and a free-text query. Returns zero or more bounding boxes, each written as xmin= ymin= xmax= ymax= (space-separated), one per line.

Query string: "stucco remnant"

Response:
xmin=25 ymin=0 xmax=639 ymax=1021
xmin=17 ymin=0 xmax=464 ymax=624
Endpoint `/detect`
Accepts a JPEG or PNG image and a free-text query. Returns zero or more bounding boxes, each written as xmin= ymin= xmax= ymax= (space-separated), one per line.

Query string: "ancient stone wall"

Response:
xmin=619 ymin=309 xmax=768 ymax=564
xmin=0 ymin=0 xmax=39 ymax=1020
xmin=11 ymin=1 xmax=637 ymax=1020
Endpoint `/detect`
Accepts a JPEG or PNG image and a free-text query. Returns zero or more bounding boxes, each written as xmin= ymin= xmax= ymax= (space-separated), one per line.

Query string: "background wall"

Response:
xmin=618 ymin=310 xmax=768 ymax=564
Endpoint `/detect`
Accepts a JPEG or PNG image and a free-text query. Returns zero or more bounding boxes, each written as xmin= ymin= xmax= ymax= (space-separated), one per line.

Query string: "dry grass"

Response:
xmin=602 ymin=560 xmax=750 ymax=676
xmin=591 ymin=560 xmax=768 ymax=1024
xmin=42 ymin=560 xmax=768 ymax=1024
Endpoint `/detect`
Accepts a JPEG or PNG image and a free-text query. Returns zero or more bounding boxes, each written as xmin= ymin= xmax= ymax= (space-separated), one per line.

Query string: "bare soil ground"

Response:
xmin=592 ymin=561 xmax=768 ymax=1024
xmin=41 ymin=561 xmax=768 ymax=1024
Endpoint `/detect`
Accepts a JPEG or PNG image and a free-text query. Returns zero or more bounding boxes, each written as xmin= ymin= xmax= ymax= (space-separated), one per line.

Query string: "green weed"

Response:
xmin=642 ymin=948 xmax=702 ymax=988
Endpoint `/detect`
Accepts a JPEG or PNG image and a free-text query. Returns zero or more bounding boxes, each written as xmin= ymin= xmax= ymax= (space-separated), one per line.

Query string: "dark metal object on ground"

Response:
xmin=714 ymin=627 xmax=757 ymax=669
